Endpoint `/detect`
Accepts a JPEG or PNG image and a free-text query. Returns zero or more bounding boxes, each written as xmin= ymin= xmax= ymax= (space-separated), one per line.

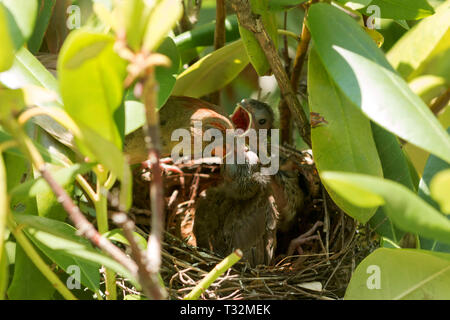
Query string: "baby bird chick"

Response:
xmin=194 ymin=149 xmax=277 ymax=267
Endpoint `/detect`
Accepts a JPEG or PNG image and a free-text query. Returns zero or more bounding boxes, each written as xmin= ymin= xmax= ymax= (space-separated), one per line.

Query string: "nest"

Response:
xmin=129 ymin=153 xmax=375 ymax=300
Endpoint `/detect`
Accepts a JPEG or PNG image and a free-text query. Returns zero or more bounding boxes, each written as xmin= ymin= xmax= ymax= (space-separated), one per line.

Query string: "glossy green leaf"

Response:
xmin=430 ymin=169 xmax=450 ymax=214
xmin=308 ymin=49 xmax=383 ymax=223
xmin=0 ymin=4 xmax=14 ymax=72
xmin=0 ymin=0 xmax=38 ymax=49
xmin=345 ymin=248 xmax=450 ymax=299
xmin=28 ymin=0 xmax=56 ymax=54
xmin=387 ymin=1 xmax=450 ymax=82
xmin=13 ymin=213 xmax=138 ymax=289
xmin=369 ymin=122 xmax=415 ymax=242
xmin=365 ymin=0 xmax=435 ymax=20
xmin=172 ymin=40 xmax=249 ymax=98
xmin=58 ymin=30 xmax=126 ymax=149
xmin=142 ymin=0 xmax=182 ymax=53
xmin=155 ymin=37 xmax=180 ymax=109
xmin=238 ymin=0 xmax=278 ymax=76
xmin=308 ymin=3 xmax=450 ymax=164
xmin=322 ymin=171 xmax=450 ymax=245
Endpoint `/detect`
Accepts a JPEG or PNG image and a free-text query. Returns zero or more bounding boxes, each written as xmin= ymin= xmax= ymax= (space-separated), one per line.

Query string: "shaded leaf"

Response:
xmin=268 ymin=0 xmax=308 ymax=11
xmin=28 ymin=0 xmax=56 ymax=54
xmin=308 ymin=3 xmax=450 ymax=164
xmin=13 ymin=213 xmax=138 ymax=288
xmin=155 ymin=37 xmax=180 ymax=109
xmin=368 ymin=122 xmax=415 ymax=242
xmin=7 ymin=242 xmax=55 ymax=299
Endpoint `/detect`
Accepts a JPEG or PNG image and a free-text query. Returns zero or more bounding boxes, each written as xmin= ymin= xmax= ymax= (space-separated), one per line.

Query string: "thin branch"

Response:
xmin=430 ymin=88 xmax=450 ymax=116
xmin=112 ymin=212 xmax=165 ymax=299
xmin=210 ymin=0 xmax=226 ymax=105
xmin=231 ymin=0 xmax=311 ymax=147
xmin=290 ymin=9 xmax=311 ymax=94
xmin=140 ymin=70 xmax=167 ymax=299
xmin=38 ymin=165 xmax=139 ymax=276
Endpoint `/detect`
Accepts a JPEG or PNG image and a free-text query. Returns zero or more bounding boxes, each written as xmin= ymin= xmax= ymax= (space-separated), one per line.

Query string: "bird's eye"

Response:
xmin=258 ymin=119 xmax=267 ymax=125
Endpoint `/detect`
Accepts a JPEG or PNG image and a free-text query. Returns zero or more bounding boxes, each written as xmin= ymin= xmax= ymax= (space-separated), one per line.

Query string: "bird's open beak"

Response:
xmin=230 ymin=103 xmax=252 ymax=134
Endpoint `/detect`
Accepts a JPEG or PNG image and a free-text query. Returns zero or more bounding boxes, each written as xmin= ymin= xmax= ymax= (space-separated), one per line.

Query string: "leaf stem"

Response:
xmin=184 ymin=250 xmax=243 ymax=300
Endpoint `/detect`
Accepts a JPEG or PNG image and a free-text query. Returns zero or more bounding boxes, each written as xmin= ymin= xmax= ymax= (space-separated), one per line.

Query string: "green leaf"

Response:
xmin=365 ymin=0 xmax=435 ymax=20
xmin=13 ymin=213 xmax=138 ymax=289
xmin=0 ymin=4 xmax=14 ymax=72
xmin=308 ymin=49 xmax=383 ymax=223
xmin=409 ymin=75 xmax=448 ymax=105
xmin=0 ymin=246 xmax=8 ymax=299
xmin=124 ymin=100 xmax=145 ymax=135
xmin=308 ymin=3 xmax=450 ymax=164
xmin=14 ymin=213 xmax=100 ymax=292
xmin=28 ymin=0 xmax=57 ymax=54
xmin=336 ymin=0 xmax=372 ymax=10
xmin=104 ymin=228 xmax=147 ymax=249
xmin=238 ymin=0 xmax=278 ymax=76
xmin=368 ymin=122 xmax=415 ymax=242
xmin=155 ymin=37 xmax=180 ymax=109
xmin=0 ymin=154 xmax=7 ymax=280
xmin=7 ymin=242 xmax=55 ymax=299
xmin=345 ymin=248 xmax=450 ymax=299
xmin=10 ymin=163 xmax=92 ymax=201
xmin=0 ymin=47 xmax=59 ymax=93
xmin=119 ymin=0 xmax=152 ymax=51
xmin=172 ymin=40 xmax=250 ymax=98
xmin=387 ymin=1 xmax=450 ymax=82
xmin=268 ymin=0 xmax=309 ymax=11
xmin=174 ymin=16 xmax=241 ymax=51
xmin=322 ymin=171 xmax=450 ymax=245
xmin=58 ymin=30 xmax=126 ymax=150
xmin=0 ymin=0 xmax=38 ymax=49
xmin=142 ymin=0 xmax=182 ymax=53
xmin=430 ymin=169 xmax=450 ymax=214
xmin=418 ymin=144 xmax=450 ymax=252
